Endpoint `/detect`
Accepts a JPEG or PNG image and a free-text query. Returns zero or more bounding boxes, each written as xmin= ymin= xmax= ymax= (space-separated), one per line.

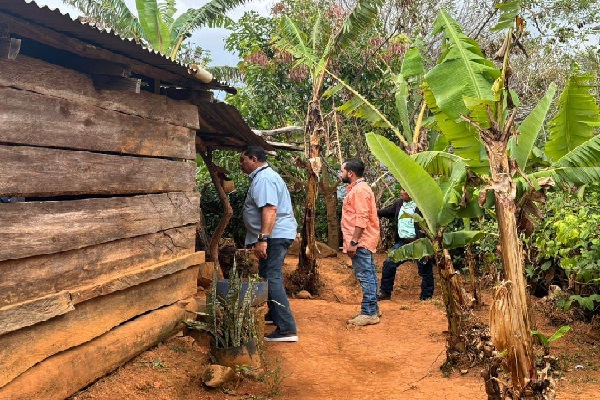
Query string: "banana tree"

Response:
xmin=325 ymin=39 xmax=488 ymax=358
xmin=423 ymin=4 xmax=600 ymax=398
xmin=367 ymin=133 xmax=486 ymax=359
xmin=64 ymin=0 xmax=249 ymax=59
xmin=272 ymin=0 xmax=384 ymax=293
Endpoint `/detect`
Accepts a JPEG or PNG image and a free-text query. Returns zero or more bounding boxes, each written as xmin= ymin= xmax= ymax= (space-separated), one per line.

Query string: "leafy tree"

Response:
xmin=63 ymin=0 xmax=250 ymax=60
xmin=270 ymin=0 xmax=385 ymax=293
xmin=418 ymin=5 xmax=600 ymax=398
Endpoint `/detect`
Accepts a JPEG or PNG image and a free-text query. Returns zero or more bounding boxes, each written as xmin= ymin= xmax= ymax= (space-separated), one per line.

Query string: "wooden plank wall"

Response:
xmin=0 ymin=52 xmax=204 ymax=398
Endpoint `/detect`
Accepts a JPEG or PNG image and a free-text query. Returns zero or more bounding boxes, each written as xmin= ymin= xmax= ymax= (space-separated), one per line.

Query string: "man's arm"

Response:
xmin=347 ymin=226 xmax=364 ymax=258
xmin=378 ymin=199 xmax=401 ymax=219
xmin=260 ymin=205 xmax=277 ymax=235
xmin=254 ymin=205 xmax=277 ymax=259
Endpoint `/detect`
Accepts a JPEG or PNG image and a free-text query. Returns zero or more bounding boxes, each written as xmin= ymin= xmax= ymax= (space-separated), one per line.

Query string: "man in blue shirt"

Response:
xmin=239 ymin=146 xmax=298 ymax=342
xmin=377 ymin=189 xmax=435 ymax=301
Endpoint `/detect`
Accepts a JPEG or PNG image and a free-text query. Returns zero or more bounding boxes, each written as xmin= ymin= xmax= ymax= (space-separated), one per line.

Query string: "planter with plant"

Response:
xmin=185 ymin=261 xmax=267 ymax=369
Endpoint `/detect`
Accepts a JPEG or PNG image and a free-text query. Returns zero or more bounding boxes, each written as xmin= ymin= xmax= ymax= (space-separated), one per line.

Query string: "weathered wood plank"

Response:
xmin=0 ymin=87 xmax=196 ymax=159
xmin=0 ymin=55 xmax=200 ymax=130
xmin=0 ymin=271 xmax=198 ymax=394
xmin=0 ymin=192 xmax=199 ymax=262
xmin=0 ymin=145 xmax=196 ymax=197
xmin=70 ymin=251 xmax=204 ymax=304
xmin=0 ymin=226 xmax=196 ymax=307
xmin=0 ymin=292 xmax=74 ymax=336
xmin=0 ymin=252 xmax=203 ymax=335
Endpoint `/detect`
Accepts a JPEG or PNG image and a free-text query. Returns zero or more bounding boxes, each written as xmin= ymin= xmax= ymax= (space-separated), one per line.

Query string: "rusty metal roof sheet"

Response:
xmin=0 ymin=0 xmax=236 ymax=93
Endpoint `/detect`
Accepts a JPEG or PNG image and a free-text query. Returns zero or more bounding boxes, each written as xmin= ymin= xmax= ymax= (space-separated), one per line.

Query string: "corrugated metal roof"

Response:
xmin=0 ymin=0 xmax=236 ymax=93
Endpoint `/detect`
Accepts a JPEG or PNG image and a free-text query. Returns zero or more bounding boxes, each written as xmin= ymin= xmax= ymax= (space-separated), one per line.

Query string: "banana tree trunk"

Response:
xmin=434 ymin=242 xmax=469 ymax=362
xmin=295 ymin=100 xmax=323 ymax=294
xmin=485 ymin=140 xmax=535 ymax=398
xmin=319 ymin=165 xmax=340 ymax=250
xmin=465 ymin=245 xmax=481 ymax=308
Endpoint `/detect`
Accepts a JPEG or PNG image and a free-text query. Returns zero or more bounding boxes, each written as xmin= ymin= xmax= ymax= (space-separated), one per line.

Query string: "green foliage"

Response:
xmin=558 ymin=294 xmax=600 ymax=311
xmin=185 ymin=266 xmax=262 ymax=349
xmin=442 ymin=230 xmax=485 ymax=250
xmin=425 ymin=10 xmax=500 ymax=121
xmin=546 ymin=74 xmax=600 ymax=162
xmin=389 ymin=238 xmax=434 ymax=261
xmin=366 ymin=133 xmax=445 ymax=233
xmin=532 ymin=188 xmax=600 ymax=285
xmin=491 ymin=1 xmax=520 ymax=32
xmin=64 ymin=0 xmax=247 ymax=60
xmin=200 ymin=179 xmax=250 ymax=248
xmin=527 ymin=186 xmax=600 ymax=312
xmin=510 ymin=83 xmax=557 ymax=170
xmin=531 ymin=325 xmax=571 ymax=349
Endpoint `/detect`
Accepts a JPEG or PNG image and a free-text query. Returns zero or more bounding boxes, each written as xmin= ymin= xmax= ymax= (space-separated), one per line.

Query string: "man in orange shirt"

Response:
xmin=340 ymin=159 xmax=381 ymax=326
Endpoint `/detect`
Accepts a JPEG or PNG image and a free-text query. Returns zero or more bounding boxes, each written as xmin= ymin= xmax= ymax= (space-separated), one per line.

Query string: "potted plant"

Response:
xmin=185 ymin=262 xmax=266 ymax=369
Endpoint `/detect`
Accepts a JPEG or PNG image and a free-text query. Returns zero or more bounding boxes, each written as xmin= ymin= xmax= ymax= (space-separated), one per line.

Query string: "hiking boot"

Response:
xmin=350 ymin=309 xmax=382 ymax=319
xmin=264 ymin=330 xmax=298 ymax=342
xmin=377 ymin=292 xmax=391 ymax=301
xmin=347 ymin=314 xmax=380 ymax=326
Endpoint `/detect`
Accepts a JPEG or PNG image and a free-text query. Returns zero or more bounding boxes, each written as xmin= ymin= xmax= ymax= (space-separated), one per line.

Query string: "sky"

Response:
xmin=31 ymin=0 xmax=273 ymax=66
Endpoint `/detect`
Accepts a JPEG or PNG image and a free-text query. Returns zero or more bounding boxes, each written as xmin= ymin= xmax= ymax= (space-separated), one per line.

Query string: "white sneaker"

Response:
xmin=264 ymin=331 xmax=298 ymax=342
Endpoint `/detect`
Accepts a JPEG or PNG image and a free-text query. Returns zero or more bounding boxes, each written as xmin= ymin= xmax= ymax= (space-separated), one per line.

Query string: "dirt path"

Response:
xmin=70 ymin=253 xmax=600 ymax=400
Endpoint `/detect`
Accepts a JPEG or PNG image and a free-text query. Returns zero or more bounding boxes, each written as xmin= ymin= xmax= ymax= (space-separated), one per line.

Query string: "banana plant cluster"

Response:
xmin=334 ymin=2 xmax=600 ymax=264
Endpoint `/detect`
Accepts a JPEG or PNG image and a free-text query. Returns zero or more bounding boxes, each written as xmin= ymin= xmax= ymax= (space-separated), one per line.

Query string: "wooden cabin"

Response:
xmin=0 ymin=1 xmax=272 ymax=398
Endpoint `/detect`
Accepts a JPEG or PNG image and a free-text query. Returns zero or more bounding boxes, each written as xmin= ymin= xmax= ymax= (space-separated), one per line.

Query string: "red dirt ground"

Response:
xmin=69 ymin=253 xmax=600 ymax=400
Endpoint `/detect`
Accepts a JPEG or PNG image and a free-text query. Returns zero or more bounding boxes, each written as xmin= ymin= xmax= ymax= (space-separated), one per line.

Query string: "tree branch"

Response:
xmin=252 ymin=126 xmax=304 ymax=137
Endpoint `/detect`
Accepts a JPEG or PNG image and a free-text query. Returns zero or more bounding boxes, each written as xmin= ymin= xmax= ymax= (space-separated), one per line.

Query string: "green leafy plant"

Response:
xmin=530 ymin=187 xmax=600 ymax=303
xmin=558 ymin=294 xmax=600 ymax=312
xmin=531 ymin=325 xmax=571 ymax=355
xmin=184 ymin=265 xmax=262 ymax=349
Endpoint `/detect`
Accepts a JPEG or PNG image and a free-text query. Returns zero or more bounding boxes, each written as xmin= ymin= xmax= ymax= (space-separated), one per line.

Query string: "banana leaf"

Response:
xmin=366 ymin=133 xmax=444 ymax=232
xmin=442 ymin=230 xmax=485 ymax=249
xmin=389 ymin=238 xmax=435 ymax=262
xmin=546 ymin=74 xmax=600 ymax=162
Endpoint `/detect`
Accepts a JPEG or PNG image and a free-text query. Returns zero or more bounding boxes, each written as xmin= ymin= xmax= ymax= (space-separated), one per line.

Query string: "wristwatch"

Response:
xmin=257 ymin=233 xmax=270 ymax=242
xmin=350 ymin=240 xmax=359 ymax=246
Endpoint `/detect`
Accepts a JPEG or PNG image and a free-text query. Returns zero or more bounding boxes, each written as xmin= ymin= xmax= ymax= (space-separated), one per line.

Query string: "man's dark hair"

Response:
xmin=344 ymin=159 xmax=365 ymax=177
xmin=242 ymin=146 xmax=267 ymax=162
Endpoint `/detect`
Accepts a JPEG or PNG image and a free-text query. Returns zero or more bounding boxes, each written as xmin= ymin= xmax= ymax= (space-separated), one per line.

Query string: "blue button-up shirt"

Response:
xmin=243 ymin=164 xmax=298 ymax=245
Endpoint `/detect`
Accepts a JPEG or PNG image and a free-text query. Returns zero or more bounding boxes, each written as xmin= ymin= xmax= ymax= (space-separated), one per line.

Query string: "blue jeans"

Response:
xmin=381 ymin=240 xmax=435 ymax=300
xmin=352 ymin=247 xmax=379 ymax=316
xmin=259 ymin=238 xmax=297 ymax=335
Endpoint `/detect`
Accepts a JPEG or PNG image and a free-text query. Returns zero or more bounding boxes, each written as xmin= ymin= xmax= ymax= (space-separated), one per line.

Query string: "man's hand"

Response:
xmin=347 ymin=243 xmax=358 ymax=258
xmin=254 ymin=241 xmax=268 ymax=259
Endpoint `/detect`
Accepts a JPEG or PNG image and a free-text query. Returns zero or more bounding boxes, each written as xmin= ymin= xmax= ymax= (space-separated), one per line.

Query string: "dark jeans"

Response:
xmin=259 ymin=238 xmax=297 ymax=335
xmin=380 ymin=239 xmax=435 ymax=300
